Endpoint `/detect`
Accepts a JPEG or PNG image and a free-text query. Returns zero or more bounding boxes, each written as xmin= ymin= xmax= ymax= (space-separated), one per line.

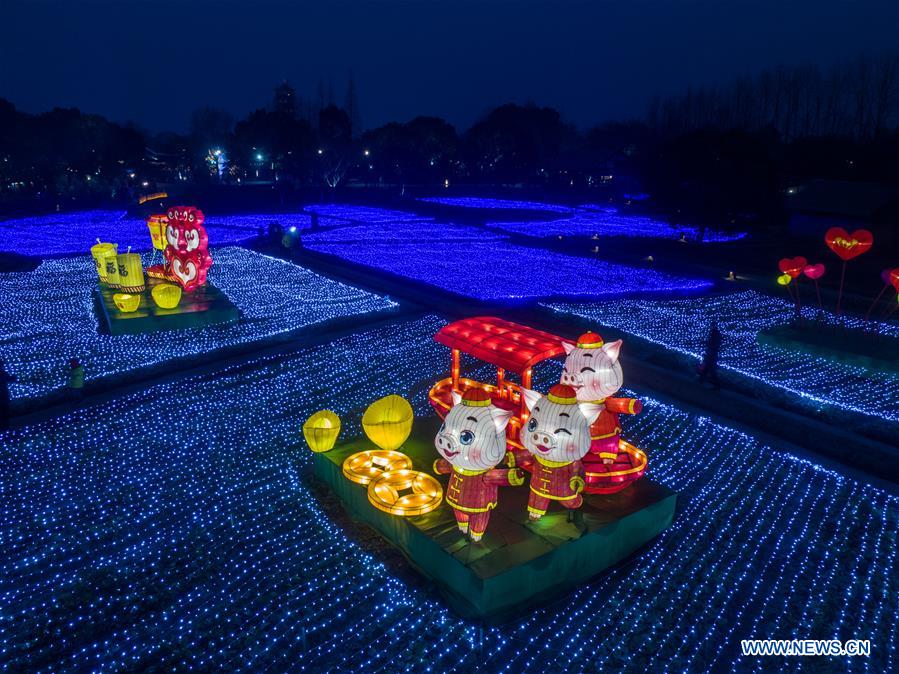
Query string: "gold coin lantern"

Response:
xmin=367 ymin=469 xmax=443 ymax=517
xmin=342 ymin=450 xmax=412 ymax=486
xmin=362 ymin=394 xmax=413 ymax=451
xmin=302 ymin=410 xmax=341 ymax=453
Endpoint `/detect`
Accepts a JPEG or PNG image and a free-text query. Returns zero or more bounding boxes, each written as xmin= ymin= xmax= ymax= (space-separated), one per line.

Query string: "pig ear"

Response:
xmin=450 ymin=391 xmax=462 ymax=407
xmin=562 ymin=341 xmax=576 ymax=355
xmin=578 ymin=401 xmax=602 ymax=426
xmin=601 ymin=339 xmax=623 ymax=363
xmin=521 ymin=387 xmax=542 ymax=412
xmin=490 ymin=407 xmax=513 ymax=434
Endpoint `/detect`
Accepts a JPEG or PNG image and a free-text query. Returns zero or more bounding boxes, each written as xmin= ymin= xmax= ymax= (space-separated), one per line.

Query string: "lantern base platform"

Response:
xmin=312 ymin=419 xmax=676 ymax=620
xmin=758 ymin=323 xmax=899 ymax=375
xmin=94 ymin=278 xmax=240 ymax=335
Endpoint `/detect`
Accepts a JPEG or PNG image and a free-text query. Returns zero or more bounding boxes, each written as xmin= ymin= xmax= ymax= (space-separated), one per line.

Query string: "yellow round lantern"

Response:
xmin=151 ymin=283 xmax=182 ymax=309
xmin=116 ymin=253 xmax=145 ymax=292
xmin=113 ymin=293 xmax=141 ymax=313
xmin=777 ymin=274 xmax=792 ymax=286
xmin=367 ymin=470 xmax=443 ymax=517
xmin=362 ymin=395 xmax=413 ymax=451
xmin=146 ymin=215 xmax=168 ymax=251
xmin=104 ymin=249 xmax=121 ymax=288
xmin=90 ymin=242 xmax=117 ymax=282
xmin=342 ymin=450 xmax=412 ymax=486
xmin=302 ymin=410 xmax=341 ymax=453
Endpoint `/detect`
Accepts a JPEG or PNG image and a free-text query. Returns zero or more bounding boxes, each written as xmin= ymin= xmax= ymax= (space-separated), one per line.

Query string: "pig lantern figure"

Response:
xmin=433 ymin=388 xmax=525 ymax=542
xmin=519 ymin=384 xmax=602 ymax=520
xmin=561 ymin=332 xmax=643 ymax=481
xmin=148 ymin=207 xmax=213 ymax=292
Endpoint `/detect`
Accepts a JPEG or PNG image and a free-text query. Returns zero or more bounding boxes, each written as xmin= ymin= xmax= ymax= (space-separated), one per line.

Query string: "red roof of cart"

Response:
xmin=434 ymin=316 xmax=572 ymax=374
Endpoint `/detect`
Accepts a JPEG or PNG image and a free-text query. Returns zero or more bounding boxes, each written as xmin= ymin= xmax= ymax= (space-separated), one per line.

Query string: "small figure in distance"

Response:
xmin=0 ymin=359 xmax=17 ymax=430
xmin=697 ymin=321 xmax=722 ymax=390
xmin=67 ymin=358 xmax=85 ymax=400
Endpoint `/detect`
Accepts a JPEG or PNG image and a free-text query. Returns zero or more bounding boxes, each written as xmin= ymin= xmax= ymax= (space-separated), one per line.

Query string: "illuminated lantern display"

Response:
xmin=104 ymin=248 xmax=121 ymax=288
xmin=824 ymin=228 xmax=873 ymax=261
xmin=518 ymin=385 xmax=601 ymax=519
xmin=803 ymin=264 xmax=826 ymax=280
xmin=560 ymin=332 xmax=646 ymax=494
xmin=825 ymin=227 xmax=873 ymax=316
xmin=150 ymin=283 xmax=182 ymax=309
xmin=776 ymin=274 xmax=792 ymax=286
xmin=367 ymin=469 xmax=443 ymax=516
xmin=90 ymin=241 xmax=117 ymax=282
xmin=362 ymin=395 xmax=413 ymax=451
xmin=112 ymin=293 xmax=141 ymax=313
xmin=777 ymin=256 xmax=807 ymax=278
xmin=429 ymin=317 xmax=570 ymax=452
xmin=302 ymin=410 xmax=341 ymax=453
xmin=146 ymin=214 xmax=168 ymax=251
xmin=342 ymin=449 xmax=412 ymax=485
xmin=148 ymin=206 xmax=213 ymax=292
xmin=116 ymin=253 xmax=145 ymax=293
xmin=432 ymin=389 xmax=523 ymax=541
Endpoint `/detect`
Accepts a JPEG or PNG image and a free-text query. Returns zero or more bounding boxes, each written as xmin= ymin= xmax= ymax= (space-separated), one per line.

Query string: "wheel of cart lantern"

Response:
xmin=367 ymin=469 xmax=443 ymax=516
xmin=342 ymin=450 xmax=413 ymax=485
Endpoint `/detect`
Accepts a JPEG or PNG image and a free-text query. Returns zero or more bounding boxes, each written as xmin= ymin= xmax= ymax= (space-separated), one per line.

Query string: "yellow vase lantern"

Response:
xmin=104 ymin=248 xmax=121 ymax=288
xmin=90 ymin=242 xmax=117 ymax=283
xmin=112 ymin=293 xmax=141 ymax=313
xmin=146 ymin=214 xmax=168 ymax=251
xmin=151 ymin=283 xmax=182 ymax=309
xmin=362 ymin=395 xmax=413 ymax=451
xmin=116 ymin=253 xmax=145 ymax=292
xmin=302 ymin=410 xmax=341 ymax=453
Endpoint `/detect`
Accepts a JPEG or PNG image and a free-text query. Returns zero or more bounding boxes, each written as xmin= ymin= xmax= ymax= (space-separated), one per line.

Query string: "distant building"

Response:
xmin=785 ymin=180 xmax=899 ymax=238
xmin=273 ymin=81 xmax=296 ymax=118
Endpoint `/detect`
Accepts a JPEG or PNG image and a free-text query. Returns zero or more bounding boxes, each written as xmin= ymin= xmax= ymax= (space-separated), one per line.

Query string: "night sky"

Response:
xmin=3 ymin=0 xmax=896 ymax=133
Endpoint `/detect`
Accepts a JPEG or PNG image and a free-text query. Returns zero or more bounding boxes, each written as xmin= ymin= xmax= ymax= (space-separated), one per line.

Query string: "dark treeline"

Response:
xmin=2 ymin=54 xmax=897 ymax=230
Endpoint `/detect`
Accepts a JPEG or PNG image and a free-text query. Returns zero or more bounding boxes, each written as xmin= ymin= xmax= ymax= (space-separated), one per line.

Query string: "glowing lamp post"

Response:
xmin=302 ymin=410 xmax=342 ymax=453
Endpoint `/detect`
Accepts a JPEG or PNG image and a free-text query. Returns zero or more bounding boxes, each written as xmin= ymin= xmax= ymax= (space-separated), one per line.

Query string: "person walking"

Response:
xmin=67 ymin=358 xmax=85 ymax=400
xmin=0 ymin=359 xmax=16 ymax=430
xmin=698 ymin=321 xmax=722 ymax=389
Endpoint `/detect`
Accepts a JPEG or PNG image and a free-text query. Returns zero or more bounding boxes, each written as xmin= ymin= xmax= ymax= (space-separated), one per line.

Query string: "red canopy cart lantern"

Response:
xmin=429 ymin=317 xmax=648 ymax=493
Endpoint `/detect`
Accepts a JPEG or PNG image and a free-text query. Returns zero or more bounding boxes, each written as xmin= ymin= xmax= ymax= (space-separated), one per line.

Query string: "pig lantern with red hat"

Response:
xmin=433 ymin=388 xmax=526 ymax=541
xmin=560 ymin=331 xmax=645 ymax=494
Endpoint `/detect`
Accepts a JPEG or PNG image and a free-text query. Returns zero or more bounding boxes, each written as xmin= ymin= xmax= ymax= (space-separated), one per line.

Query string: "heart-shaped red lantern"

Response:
xmin=825 ymin=228 xmax=873 ymax=261
xmin=778 ymin=256 xmax=807 ymax=278
xmin=803 ymin=263 xmax=825 ymax=280
xmin=889 ymin=268 xmax=899 ymax=292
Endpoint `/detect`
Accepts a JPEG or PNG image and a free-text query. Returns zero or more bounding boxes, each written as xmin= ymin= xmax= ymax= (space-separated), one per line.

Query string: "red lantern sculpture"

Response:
xmin=148 ymin=206 xmax=213 ymax=292
xmin=778 ymin=257 xmax=807 ymax=278
xmin=433 ymin=389 xmax=524 ymax=541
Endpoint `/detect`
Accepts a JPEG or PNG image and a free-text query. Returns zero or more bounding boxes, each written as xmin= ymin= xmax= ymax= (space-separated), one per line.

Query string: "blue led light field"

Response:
xmin=0 ymin=315 xmax=895 ymax=672
xmin=544 ymin=291 xmax=899 ymax=424
xmin=0 ymin=247 xmax=396 ymax=401
xmin=0 ymin=210 xmax=312 ymax=256
xmin=306 ymin=240 xmax=712 ymax=301
xmin=419 ymin=196 xmax=745 ymax=242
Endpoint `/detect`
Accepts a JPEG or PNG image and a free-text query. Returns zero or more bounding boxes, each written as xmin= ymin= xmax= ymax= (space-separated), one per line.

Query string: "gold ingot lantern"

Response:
xmin=362 ymin=395 xmax=413 ymax=451
xmin=342 ymin=450 xmax=412 ymax=485
xmin=151 ymin=283 xmax=182 ymax=309
xmin=367 ymin=470 xmax=443 ymax=516
xmin=302 ymin=410 xmax=341 ymax=453
xmin=113 ymin=293 xmax=141 ymax=313
xmin=116 ymin=253 xmax=145 ymax=292
xmin=90 ymin=242 xmax=117 ymax=283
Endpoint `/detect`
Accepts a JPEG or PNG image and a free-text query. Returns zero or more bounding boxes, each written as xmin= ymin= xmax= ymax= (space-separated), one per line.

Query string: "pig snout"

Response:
xmin=436 ymin=433 xmax=459 ymax=455
xmin=530 ymin=431 xmax=555 ymax=450
xmin=561 ymin=371 xmax=583 ymax=388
